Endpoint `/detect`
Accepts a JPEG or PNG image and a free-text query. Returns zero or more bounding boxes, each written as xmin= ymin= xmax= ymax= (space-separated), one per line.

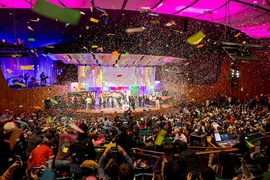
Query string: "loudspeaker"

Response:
xmin=190 ymin=132 xmax=207 ymax=146
xmin=184 ymin=17 xmax=188 ymax=32
xmin=44 ymin=100 xmax=51 ymax=110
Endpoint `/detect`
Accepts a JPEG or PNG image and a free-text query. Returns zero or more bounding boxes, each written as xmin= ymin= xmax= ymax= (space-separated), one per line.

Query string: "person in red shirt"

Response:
xmin=27 ymin=140 xmax=53 ymax=172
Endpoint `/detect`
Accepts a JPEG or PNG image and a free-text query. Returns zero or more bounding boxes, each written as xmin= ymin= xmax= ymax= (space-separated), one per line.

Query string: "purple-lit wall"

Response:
xmin=0 ymin=55 xmax=56 ymax=86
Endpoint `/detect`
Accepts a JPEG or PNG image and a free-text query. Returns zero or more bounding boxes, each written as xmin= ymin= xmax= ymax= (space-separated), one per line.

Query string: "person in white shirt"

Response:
xmin=174 ymin=128 xmax=180 ymax=142
xmin=211 ymin=120 xmax=220 ymax=133
xmin=178 ymin=128 xmax=187 ymax=143
xmin=155 ymin=97 xmax=160 ymax=108
xmin=206 ymin=99 xmax=210 ymax=107
xmin=86 ymin=96 xmax=92 ymax=110
xmin=174 ymin=128 xmax=187 ymax=143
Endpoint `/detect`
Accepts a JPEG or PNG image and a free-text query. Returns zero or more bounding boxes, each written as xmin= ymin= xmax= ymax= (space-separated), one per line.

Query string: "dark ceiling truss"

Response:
xmin=121 ymin=0 xmax=128 ymax=10
xmin=90 ymin=0 xmax=95 ymax=8
xmin=150 ymin=0 xmax=163 ymax=11
xmin=0 ymin=11 xmax=30 ymax=31
xmin=57 ymin=0 xmax=66 ymax=7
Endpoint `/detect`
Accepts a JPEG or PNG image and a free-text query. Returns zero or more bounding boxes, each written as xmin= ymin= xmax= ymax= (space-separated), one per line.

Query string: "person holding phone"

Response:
xmin=98 ymin=146 xmax=133 ymax=180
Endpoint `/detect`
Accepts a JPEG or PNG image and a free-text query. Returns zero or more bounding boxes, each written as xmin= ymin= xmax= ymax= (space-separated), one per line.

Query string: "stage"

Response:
xmin=55 ymin=104 xmax=177 ymax=119
xmin=75 ymin=104 xmax=172 ymax=114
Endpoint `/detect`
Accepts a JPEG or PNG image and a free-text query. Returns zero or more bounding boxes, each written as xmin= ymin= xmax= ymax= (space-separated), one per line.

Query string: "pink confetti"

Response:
xmin=27 ymin=26 xmax=34 ymax=31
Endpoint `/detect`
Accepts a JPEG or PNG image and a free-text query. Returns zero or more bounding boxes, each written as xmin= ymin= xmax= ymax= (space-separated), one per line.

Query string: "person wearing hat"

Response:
xmin=70 ymin=123 xmax=96 ymax=179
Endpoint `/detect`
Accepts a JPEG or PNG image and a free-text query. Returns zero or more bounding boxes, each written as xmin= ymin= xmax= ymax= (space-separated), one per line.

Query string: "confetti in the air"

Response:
xmin=27 ymin=26 xmax=34 ymax=31
xmin=6 ymin=69 xmax=12 ymax=73
xmin=125 ymin=27 xmax=144 ymax=33
xmin=90 ymin=17 xmax=99 ymax=23
xmin=187 ymin=31 xmax=206 ymax=45
xmin=30 ymin=18 xmax=40 ymax=22
xmin=112 ymin=51 xmax=120 ymax=56
xmin=235 ymin=32 xmax=241 ymax=37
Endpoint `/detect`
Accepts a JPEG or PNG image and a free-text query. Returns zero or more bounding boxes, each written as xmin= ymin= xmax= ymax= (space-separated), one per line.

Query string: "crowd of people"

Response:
xmin=0 ymin=94 xmax=270 ymax=180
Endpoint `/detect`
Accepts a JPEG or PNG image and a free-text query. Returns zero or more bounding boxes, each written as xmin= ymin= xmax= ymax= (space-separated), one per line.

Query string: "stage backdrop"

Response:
xmin=78 ymin=66 xmax=156 ymax=89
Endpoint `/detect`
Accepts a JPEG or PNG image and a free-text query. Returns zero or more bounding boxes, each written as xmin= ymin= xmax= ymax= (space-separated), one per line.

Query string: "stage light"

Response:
xmin=236 ymin=71 xmax=240 ymax=78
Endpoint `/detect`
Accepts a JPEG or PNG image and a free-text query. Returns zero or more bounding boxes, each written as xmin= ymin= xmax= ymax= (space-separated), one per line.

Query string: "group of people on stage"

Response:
xmin=98 ymin=91 xmax=162 ymax=111
xmin=68 ymin=91 xmax=163 ymax=111
xmin=8 ymin=72 xmax=49 ymax=89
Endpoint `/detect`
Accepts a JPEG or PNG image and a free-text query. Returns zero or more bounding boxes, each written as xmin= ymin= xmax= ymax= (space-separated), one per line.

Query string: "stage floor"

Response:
xmin=75 ymin=104 xmax=172 ymax=114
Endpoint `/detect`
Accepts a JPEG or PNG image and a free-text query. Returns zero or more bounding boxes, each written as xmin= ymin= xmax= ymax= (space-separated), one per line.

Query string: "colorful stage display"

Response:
xmin=78 ymin=66 xmax=156 ymax=88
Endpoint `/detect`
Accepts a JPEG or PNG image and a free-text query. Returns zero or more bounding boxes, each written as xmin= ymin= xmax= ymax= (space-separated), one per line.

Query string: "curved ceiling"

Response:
xmin=1 ymin=0 xmax=270 ymax=38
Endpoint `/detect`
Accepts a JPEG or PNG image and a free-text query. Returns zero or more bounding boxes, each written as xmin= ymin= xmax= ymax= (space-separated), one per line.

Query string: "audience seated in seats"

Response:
xmin=46 ymin=127 xmax=59 ymax=158
xmin=186 ymin=167 xmax=216 ymax=180
xmin=208 ymin=151 xmax=236 ymax=179
xmin=235 ymin=153 xmax=263 ymax=178
xmin=27 ymin=140 xmax=53 ymax=175
xmin=54 ymin=129 xmax=74 ymax=176
xmin=98 ymin=146 xmax=134 ymax=180
xmin=161 ymin=143 xmax=179 ymax=180
xmin=70 ymin=123 xmax=96 ymax=180
xmin=115 ymin=126 xmax=133 ymax=165
xmin=80 ymin=160 xmax=99 ymax=180
xmin=1 ymin=95 xmax=270 ymax=179
xmin=153 ymin=142 xmax=174 ymax=172
xmin=0 ymin=160 xmax=22 ymax=180
xmin=0 ymin=122 xmax=27 ymax=180
xmin=26 ymin=128 xmax=43 ymax=157
xmin=232 ymin=135 xmax=249 ymax=156
xmin=178 ymin=141 xmax=200 ymax=180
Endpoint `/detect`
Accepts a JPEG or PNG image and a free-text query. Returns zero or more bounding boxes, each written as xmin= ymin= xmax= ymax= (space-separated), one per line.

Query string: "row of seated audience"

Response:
xmin=0 ymin=96 xmax=270 ymax=180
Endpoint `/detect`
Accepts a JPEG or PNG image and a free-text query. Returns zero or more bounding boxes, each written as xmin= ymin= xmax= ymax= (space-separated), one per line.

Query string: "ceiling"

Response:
xmin=48 ymin=53 xmax=186 ymax=66
xmin=1 ymin=0 xmax=270 ymax=38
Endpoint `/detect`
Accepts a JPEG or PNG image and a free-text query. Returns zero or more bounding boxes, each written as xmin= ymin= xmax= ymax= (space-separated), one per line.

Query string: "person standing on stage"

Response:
xmin=86 ymin=96 xmax=92 ymax=110
xmin=143 ymin=95 xmax=146 ymax=106
xmin=138 ymin=95 xmax=143 ymax=107
xmin=40 ymin=72 xmax=47 ymax=86
xmin=23 ymin=73 xmax=29 ymax=86
xmin=156 ymin=96 xmax=160 ymax=108
xmin=131 ymin=96 xmax=135 ymax=110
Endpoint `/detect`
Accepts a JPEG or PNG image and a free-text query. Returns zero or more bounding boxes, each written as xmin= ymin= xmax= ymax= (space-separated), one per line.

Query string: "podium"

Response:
xmin=190 ymin=132 xmax=207 ymax=146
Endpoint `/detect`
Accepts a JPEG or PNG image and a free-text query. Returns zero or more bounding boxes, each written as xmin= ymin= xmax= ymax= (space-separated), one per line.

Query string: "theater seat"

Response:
xmin=143 ymin=173 xmax=153 ymax=180
xmin=135 ymin=173 xmax=143 ymax=180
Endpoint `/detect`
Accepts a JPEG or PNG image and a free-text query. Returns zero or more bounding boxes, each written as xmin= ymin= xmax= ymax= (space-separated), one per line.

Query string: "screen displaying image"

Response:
xmin=214 ymin=133 xmax=221 ymax=142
